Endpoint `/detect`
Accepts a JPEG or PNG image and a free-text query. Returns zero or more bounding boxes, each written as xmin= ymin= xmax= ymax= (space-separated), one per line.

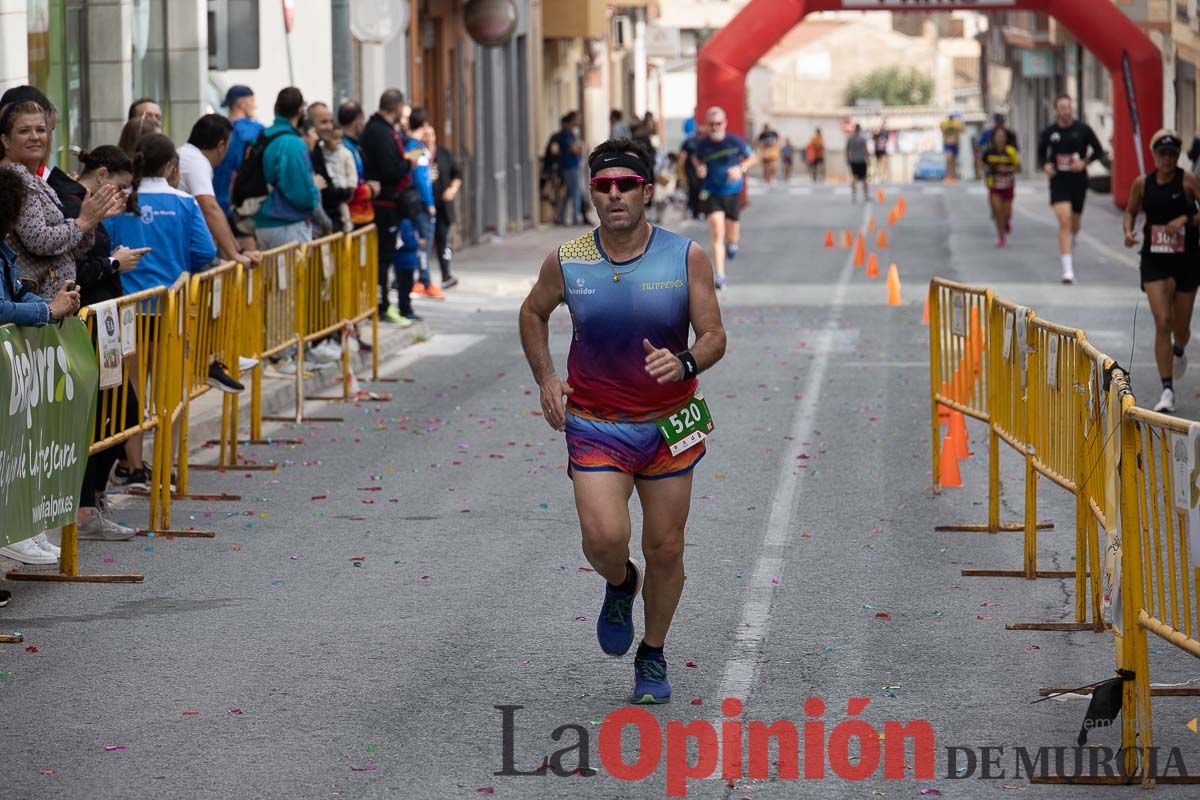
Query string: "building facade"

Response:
xmin=0 ymin=0 xmax=550 ymax=243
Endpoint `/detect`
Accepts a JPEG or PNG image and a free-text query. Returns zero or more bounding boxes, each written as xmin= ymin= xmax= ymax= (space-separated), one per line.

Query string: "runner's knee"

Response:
xmin=642 ymin=531 xmax=685 ymax=567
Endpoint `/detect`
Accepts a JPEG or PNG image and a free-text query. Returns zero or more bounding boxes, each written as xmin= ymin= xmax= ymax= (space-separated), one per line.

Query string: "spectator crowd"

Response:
xmin=0 ymin=83 xmax=464 ymax=607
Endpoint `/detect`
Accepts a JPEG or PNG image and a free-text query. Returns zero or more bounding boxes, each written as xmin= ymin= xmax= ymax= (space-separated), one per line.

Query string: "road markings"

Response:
xmin=712 ymin=202 xmax=870 ymax=720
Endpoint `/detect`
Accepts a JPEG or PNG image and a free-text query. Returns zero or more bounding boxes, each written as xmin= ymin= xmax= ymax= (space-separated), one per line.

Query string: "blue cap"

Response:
xmin=222 ymin=85 xmax=254 ymax=108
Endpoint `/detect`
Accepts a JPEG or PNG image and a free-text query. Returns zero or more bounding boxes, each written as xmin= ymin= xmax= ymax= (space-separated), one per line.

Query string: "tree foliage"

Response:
xmin=844 ymin=67 xmax=933 ymax=107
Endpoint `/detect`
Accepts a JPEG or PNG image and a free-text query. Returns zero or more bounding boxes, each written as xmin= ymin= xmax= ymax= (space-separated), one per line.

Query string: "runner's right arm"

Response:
xmin=519 ymin=251 xmax=572 ymax=431
xmin=1038 ymin=126 xmax=1055 ymax=176
xmin=1122 ymin=176 xmax=1144 ymax=247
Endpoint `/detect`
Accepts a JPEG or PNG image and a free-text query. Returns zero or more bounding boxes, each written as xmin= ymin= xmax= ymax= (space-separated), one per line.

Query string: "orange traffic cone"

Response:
xmin=940 ymin=435 xmax=963 ymax=488
xmin=867 ymin=218 xmax=877 ymax=233
xmin=920 ymin=292 xmax=930 ymax=325
xmin=949 ymin=411 xmax=971 ymax=459
xmin=853 ymin=234 xmax=866 ymax=267
xmin=866 ymin=252 xmax=880 ymax=278
xmin=876 ymin=229 xmax=889 ymax=248
xmin=824 ymin=229 xmax=835 ymax=248
xmin=842 ymin=229 xmax=853 ymax=248
xmin=886 ymin=263 xmax=902 ymax=306
xmin=876 ymin=188 xmax=886 ymax=204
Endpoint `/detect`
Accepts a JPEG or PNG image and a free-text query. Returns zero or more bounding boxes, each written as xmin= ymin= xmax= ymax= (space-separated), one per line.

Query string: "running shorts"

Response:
xmin=565 ymin=411 xmax=706 ymax=481
xmin=703 ymin=192 xmax=741 ymax=221
xmin=1140 ymin=258 xmax=1200 ymax=293
xmin=989 ymin=186 xmax=1014 ymax=202
xmin=1049 ymin=175 xmax=1088 ymax=214
xmin=850 ymin=162 xmax=868 ymax=180
xmin=944 ymin=143 xmax=959 ymax=156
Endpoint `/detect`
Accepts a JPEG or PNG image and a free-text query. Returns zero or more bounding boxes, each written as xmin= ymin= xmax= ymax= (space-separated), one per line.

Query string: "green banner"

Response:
xmin=0 ymin=319 xmax=98 ymax=546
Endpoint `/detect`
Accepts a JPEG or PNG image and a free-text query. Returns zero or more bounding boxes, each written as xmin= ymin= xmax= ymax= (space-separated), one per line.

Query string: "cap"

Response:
xmin=1151 ymin=128 xmax=1182 ymax=153
xmin=993 ymin=112 xmax=1007 ymax=123
xmin=222 ymin=85 xmax=254 ymax=108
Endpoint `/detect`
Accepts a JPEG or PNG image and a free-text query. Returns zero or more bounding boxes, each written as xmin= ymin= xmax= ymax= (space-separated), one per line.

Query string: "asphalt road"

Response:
xmin=3 ymin=177 xmax=1200 ymax=799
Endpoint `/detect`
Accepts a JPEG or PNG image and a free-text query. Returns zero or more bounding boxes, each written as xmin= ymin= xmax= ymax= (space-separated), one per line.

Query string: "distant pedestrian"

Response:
xmin=846 ymin=124 xmax=869 ymax=202
xmin=554 ymin=112 xmax=584 ymax=226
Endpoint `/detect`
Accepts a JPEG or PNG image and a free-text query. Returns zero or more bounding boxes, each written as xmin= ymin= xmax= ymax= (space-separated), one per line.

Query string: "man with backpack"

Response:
xmin=362 ymin=88 xmax=418 ymax=324
xmin=235 ymin=87 xmax=320 ymax=250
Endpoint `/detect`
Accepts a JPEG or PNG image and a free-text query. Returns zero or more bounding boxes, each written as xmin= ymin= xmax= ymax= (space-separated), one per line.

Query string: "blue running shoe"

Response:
xmin=632 ymin=652 xmax=671 ymax=704
xmin=725 ymin=242 xmax=739 ymax=261
xmin=714 ymin=274 xmax=727 ymax=290
xmin=597 ymin=561 xmax=642 ymax=656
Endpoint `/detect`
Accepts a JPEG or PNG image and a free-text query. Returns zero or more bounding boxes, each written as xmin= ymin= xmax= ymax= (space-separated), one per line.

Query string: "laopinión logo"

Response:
xmin=494 ymin=699 xmax=1192 ymax=797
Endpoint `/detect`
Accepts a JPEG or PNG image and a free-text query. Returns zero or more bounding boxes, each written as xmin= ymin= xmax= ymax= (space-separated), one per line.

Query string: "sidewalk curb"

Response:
xmin=183 ymin=320 xmax=430 ymax=462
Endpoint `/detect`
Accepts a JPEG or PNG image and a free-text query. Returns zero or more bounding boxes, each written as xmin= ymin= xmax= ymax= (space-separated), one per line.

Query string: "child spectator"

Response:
xmin=320 ymin=125 xmax=358 ymax=232
xmin=392 ymin=216 xmax=420 ymax=288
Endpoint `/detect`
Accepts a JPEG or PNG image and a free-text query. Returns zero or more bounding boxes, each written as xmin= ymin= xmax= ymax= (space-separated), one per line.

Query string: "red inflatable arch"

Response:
xmin=697 ymin=0 xmax=1162 ymax=207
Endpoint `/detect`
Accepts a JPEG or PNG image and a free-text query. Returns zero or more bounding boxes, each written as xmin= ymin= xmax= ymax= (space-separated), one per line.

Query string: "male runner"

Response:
xmin=941 ymin=111 xmax=965 ymax=181
xmin=846 ymin=123 xmax=870 ymax=203
xmin=691 ymin=106 xmax=755 ymax=290
xmin=872 ymin=119 xmax=890 ymax=183
xmin=519 ymin=138 xmax=727 ymax=704
xmin=1038 ymin=94 xmax=1105 ymax=284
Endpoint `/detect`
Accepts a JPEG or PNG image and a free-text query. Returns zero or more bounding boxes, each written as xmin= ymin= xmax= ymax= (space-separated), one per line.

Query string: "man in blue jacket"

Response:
xmin=254 ymin=87 xmax=321 ymax=249
xmin=214 ymin=84 xmax=263 ymax=241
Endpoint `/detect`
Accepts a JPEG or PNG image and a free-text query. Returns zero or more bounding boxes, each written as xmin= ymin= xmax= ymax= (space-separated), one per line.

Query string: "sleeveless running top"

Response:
xmin=1140 ymin=169 xmax=1197 ymax=262
xmin=559 ymin=227 xmax=698 ymax=422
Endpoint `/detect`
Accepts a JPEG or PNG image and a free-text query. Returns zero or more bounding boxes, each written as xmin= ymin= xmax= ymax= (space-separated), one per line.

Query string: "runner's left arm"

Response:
xmin=684 ymin=242 xmax=726 ymax=374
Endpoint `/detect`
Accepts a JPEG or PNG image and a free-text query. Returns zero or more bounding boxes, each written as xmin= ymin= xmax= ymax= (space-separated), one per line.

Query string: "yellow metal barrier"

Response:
xmin=344 ymin=224 xmax=380 ymax=381
xmin=176 ymin=261 xmax=243 ymax=490
xmin=150 ymin=274 xmax=194 ymax=533
xmin=247 ymin=243 xmax=303 ymax=435
xmin=1116 ymin=398 xmax=1200 ymax=786
xmin=929 ymin=279 xmax=1032 ymax=535
xmin=5 ymin=288 xmax=173 ymax=584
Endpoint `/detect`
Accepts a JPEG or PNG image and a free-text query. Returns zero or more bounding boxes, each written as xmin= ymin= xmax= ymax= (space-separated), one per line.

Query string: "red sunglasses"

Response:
xmin=590 ymin=175 xmax=646 ymax=193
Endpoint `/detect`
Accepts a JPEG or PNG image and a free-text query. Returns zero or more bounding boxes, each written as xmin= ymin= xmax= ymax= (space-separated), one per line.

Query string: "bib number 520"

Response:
xmin=656 ymin=395 xmax=715 ymax=457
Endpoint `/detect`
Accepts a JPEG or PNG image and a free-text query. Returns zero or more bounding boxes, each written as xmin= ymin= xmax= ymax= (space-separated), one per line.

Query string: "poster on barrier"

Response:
xmin=1046 ymin=336 xmax=1059 ymax=390
xmin=94 ymin=299 xmax=122 ymax=389
xmin=212 ymin=274 xmax=222 ymax=319
xmin=951 ymin=294 xmax=965 ymax=337
xmin=0 ymin=319 xmax=99 ymax=545
xmin=1186 ymin=425 xmax=1200 ymax=569
xmin=1101 ymin=360 xmax=1122 ymax=624
xmin=322 ymin=244 xmax=334 ymax=281
xmin=277 ymin=256 xmax=288 ymax=291
xmin=119 ymin=305 xmax=136 ymax=356
xmin=1002 ymin=312 xmax=1013 ymax=359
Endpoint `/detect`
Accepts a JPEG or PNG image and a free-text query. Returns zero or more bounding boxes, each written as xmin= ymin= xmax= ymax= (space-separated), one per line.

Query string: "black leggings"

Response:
xmin=79 ymin=385 xmax=139 ymax=507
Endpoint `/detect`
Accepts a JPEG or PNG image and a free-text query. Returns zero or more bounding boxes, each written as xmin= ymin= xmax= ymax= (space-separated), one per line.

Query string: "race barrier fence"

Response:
xmin=3 ymin=227 xmax=380 ymax=580
xmin=928 ymin=277 xmax=1200 ymax=784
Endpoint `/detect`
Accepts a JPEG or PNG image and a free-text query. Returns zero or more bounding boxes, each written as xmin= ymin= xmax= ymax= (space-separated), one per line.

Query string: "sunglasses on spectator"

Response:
xmin=590 ymin=175 xmax=646 ymax=193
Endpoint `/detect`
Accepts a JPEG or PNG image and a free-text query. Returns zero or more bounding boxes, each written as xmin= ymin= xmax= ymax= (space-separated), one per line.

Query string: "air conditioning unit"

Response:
xmin=613 ymin=15 xmax=633 ymax=50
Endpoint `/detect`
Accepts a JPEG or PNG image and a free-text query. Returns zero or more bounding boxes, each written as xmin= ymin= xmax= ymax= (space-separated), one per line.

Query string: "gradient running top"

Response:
xmin=559 ymin=227 xmax=698 ymax=422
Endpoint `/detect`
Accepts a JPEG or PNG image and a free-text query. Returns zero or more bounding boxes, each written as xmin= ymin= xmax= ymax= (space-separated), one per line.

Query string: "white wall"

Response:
xmin=213 ymin=0 xmax=334 ymax=120
xmin=0 ymin=0 xmax=28 ymax=91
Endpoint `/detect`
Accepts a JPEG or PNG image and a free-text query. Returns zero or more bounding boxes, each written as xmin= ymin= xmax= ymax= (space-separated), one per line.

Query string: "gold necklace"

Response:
xmin=606 ymin=227 xmax=652 ymax=282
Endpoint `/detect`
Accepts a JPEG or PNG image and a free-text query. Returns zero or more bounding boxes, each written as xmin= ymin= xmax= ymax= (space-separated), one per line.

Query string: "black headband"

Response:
xmin=589 ymin=151 xmax=651 ymax=182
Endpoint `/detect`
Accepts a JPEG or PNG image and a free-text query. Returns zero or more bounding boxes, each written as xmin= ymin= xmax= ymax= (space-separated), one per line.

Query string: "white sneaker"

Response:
xmin=32 ymin=531 xmax=60 ymax=557
xmin=0 ymin=537 xmax=59 ymax=565
xmin=309 ymin=340 xmax=342 ymax=364
xmin=1061 ymin=267 xmax=1075 ymax=284
xmin=238 ymin=355 xmax=259 ymax=372
xmin=273 ymin=358 xmax=298 ymax=375
xmin=1174 ymin=351 xmax=1188 ymax=380
xmin=1154 ymin=387 xmax=1176 ymax=413
xmin=77 ymin=507 xmax=137 ymax=541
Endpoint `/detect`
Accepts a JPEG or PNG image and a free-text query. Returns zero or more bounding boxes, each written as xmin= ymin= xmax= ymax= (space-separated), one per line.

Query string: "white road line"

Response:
xmin=712 ymin=201 xmax=870 ymax=715
xmin=1011 ymin=202 xmax=1137 ymax=269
